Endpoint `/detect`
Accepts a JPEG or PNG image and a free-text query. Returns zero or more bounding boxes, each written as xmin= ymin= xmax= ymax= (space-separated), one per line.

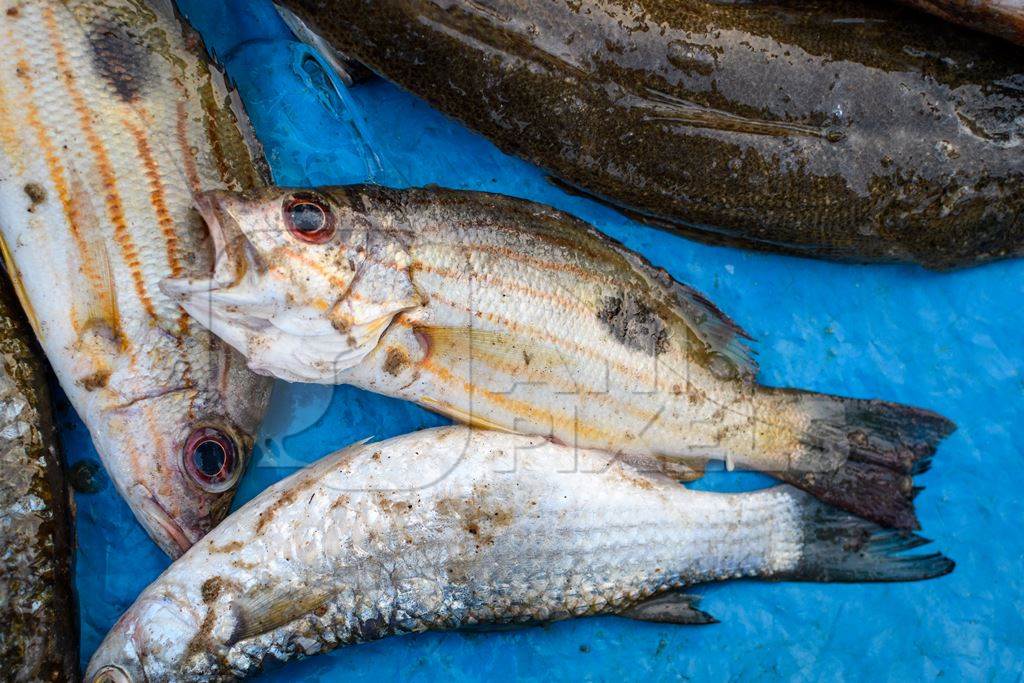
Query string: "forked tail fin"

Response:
xmin=766 ymin=391 xmax=955 ymax=530
xmin=771 ymin=486 xmax=954 ymax=583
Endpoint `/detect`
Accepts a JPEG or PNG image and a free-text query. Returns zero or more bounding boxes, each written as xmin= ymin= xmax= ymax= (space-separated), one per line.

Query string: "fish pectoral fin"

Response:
xmin=418 ymin=396 xmax=519 ymax=433
xmin=229 ymin=585 xmax=334 ymax=645
xmin=416 ymin=326 xmax=572 ymax=380
xmin=619 ymin=592 xmax=717 ymax=626
xmin=662 ymin=456 xmax=706 ymax=484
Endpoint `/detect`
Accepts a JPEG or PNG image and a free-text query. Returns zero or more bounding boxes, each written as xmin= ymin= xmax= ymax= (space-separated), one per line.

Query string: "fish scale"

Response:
xmin=0 ymin=0 xmax=272 ymax=557
xmin=86 ymin=426 xmax=952 ymax=682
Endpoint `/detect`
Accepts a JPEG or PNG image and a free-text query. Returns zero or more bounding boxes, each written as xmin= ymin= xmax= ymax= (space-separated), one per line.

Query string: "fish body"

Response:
xmin=900 ymin=0 xmax=1024 ymax=47
xmin=0 ymin=0 xmax=273 ymax=557
xmin=86 ymin=426 xmax=952 ymax=682
xmin=162 ymin=186 xmax=955 ymax=530
xmin=277 ymin=0 xmax=1024 ymax=269
xmin=0 ymin=279 xmax=77 ymax=681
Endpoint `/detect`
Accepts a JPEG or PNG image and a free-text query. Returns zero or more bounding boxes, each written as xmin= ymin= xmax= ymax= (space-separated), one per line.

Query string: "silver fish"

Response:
xmin=161 ymin=186 xmax=955 ymax=530
xmin=0 ymin=0 xmax=274 ymax=556
xmin=86 ymin=426 xmax=952 ymax=682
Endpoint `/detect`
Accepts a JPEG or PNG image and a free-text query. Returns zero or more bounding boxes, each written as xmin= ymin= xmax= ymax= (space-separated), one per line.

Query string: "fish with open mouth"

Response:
xmin=85 ymin=426 xmax=953 ymax=682
xmin=161 ymin=186 xmax=955 ymax=530
xmin=0 ymin=277 xmax=77 ymax=681
xmin=0 ymin=0 xmax=273 ymax=557
xmin=275 ymin=0 xmax=1024 ymax=269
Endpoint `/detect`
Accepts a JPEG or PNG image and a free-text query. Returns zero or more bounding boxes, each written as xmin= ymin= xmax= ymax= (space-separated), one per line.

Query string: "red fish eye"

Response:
xmin=283 ymin=194 xmax=334 ymax=243
xmin=183 ymin=427 xmax=239 ymax=492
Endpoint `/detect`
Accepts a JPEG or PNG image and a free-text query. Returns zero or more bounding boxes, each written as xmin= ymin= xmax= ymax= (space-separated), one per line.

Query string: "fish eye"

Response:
xmin=283 ymin=193 xmax=334 ymax=244
xmin=183 ymin=427 xmax=240 ymax=492
xmin=92 ymin=665 xmax=131 ymax=683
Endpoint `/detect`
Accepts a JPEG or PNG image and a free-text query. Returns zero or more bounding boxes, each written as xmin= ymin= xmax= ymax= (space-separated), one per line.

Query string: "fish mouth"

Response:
xmin=159 ymin=192 xmax=257 ymax=301
xmin=132 ymin=484 xmax=195 ymax=558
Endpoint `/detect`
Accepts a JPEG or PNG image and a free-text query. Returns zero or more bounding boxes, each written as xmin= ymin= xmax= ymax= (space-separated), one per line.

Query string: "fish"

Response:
xmin=0 ymin=277 xmax=78 ymax=681
xmin=160 ymin=185 xmax=956 ymax=530
xmin=85 ymin=426 xmax=953 ymax=682
xmin=0 ymin=0 xmax=274 ymax=557
xmin=274 ymin=0 xmax=1024 ymax=269
xmin=898 ymin=0 xmax=1024 ymax=47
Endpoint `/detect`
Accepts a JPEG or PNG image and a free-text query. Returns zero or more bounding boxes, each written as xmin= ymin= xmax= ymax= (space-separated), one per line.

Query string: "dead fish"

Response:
xmin=276 ymin=0 xmax=1024 ymax=269
xmin=0 ymin=0 xmax=273 ymax=557
xmin=85 ymin=426 xmax=953 ymax=682
xmin=160 ymin=186 xmax=955 ymax=530
xmin=0 ymin=277 xmax=77 ymax=681
xmin=899 ymin=0 xmax=1024 ymax=47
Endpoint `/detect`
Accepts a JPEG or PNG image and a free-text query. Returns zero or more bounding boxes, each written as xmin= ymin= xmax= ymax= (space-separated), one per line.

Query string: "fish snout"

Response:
xmin=131 ymin=483 xmax=197 ymax=558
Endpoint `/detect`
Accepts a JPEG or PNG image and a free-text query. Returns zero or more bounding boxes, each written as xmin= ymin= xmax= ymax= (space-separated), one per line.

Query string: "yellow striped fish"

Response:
xmin=162 ymin=186 xmax=955 ymax=531
xmin=0 ymin=0 xmax=273 ymax=557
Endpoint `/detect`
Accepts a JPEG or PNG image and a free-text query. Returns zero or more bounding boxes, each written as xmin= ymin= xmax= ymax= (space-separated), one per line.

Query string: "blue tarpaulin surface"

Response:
xmin=68 ymin=1 xmax=1024 ymax=679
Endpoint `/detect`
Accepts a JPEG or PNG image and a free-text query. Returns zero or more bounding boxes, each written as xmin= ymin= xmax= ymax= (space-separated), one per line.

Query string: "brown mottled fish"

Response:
xmin=86 ymin=426 xmax=952 ymax=682
xmin=0 ymin=277 xmax=77 ymax=681
xmin=162 ymin=185 xmax=955 ymax=530
xmin=276 ymin=0 xmax=1024 ymax=269
xmin=0 ymin=0 xmax=273 ymax=557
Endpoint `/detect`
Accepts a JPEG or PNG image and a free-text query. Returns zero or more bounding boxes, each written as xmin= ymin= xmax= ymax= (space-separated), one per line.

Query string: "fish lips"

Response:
xmin=132 ymin=484 xmax=196 ymax=559
xmin=160 ymin=191 xmax=261 ymax=301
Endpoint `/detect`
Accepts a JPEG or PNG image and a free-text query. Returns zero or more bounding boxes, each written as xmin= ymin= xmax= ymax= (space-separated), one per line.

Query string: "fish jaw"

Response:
xmin=161 ymin=190 xmax=388 ymax=384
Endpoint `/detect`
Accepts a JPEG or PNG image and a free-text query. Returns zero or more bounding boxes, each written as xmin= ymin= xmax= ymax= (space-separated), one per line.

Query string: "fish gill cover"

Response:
xmin=65 ymin=0 xmax=1022 ymax=679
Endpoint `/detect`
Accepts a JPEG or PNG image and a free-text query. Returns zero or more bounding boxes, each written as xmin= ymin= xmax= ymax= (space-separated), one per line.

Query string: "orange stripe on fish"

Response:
xmin=176 ymin=100 xmax=202 ymax=194
xmin=42 ymin=6 xmax=158 ymax=322
xmin=123 ymin=116 xmax=184 ymax=278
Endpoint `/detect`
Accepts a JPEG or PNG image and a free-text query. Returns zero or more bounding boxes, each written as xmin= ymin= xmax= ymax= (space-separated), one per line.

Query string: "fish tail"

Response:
xmin=768 ymin=486 xmax=954 ymax=583
xmin=753 ymin=389 xmax=955 ymax=530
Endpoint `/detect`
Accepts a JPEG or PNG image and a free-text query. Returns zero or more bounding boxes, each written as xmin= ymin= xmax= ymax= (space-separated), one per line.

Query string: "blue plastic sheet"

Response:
xmin=69 ymin=1 xmax=1024 ymax=678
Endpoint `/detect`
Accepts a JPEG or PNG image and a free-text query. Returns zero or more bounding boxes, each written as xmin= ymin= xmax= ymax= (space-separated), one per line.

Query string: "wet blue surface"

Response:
xmin=67 ymin=1 xmax=1024 ymax=678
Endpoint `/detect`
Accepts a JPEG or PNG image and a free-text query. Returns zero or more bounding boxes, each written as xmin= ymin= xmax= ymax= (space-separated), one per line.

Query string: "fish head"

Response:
xmin=98 ymin=388 xmax=261 ymax=558
xmin=85 ymin=589 xmax=201 ymax=683
xmin=161 ymin=188 xmax=405 ymax=383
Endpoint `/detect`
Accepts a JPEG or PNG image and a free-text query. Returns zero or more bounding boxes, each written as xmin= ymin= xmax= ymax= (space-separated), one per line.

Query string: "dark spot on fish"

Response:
xmin=597 ymin=290 xmax=669 ymax=357
xmin=209 ymin=539 xmax=244 ymax=554
xmin=435 ymin=496 xmax=514 ymax=546
xmin=382 ymin=347 xmax=408 ymax=376
xmin=201 ymin=577 xmax=223 ymax=604
xmin=23 ymin=183 xmax=45 ymax=212
xmin=371 ymin=450 xmax=381 ymax=461
xmin=254 ymin=487 xmax=298 ymax=534
xmin=77 ymin=369 xmax=110 ymax=391
xmin=6 ymin=7 xmax=18 ymax=17
xmin=579 ymin=644 xmax=591 ymax=653
xmin=87 ymin=20 xmax=153 ymax=102
xmin=69 ymin=459 xmax=105 ymax=494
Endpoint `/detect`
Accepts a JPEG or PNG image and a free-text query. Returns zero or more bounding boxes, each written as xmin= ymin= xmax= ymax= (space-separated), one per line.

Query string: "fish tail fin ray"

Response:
xmin=765 ymin=390 xmax=955 ymax=530
xmin=771 ymin=488 xmax=954 ymax=583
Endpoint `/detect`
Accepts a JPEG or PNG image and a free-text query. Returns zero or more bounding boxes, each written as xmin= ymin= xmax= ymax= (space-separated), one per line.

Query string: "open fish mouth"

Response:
xmin=161 ymin=193 xmax=250 ymax=299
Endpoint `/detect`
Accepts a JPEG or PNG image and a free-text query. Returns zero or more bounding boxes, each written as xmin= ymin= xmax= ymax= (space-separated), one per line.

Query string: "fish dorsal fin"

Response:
xmin=275 ymin=3 xmax=363 ymax=87
xmin=620 ymin=592 xmax=717 ymax=625
xmin=229 ymin=584 xmax=334 ymax=645
xmin=609 ymin=242 xmax=758 ymax=381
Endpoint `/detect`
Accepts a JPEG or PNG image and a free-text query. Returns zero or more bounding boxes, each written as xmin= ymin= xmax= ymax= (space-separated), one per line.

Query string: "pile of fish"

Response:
xmin=8 ymin=0 xmax=1024 ymax=678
